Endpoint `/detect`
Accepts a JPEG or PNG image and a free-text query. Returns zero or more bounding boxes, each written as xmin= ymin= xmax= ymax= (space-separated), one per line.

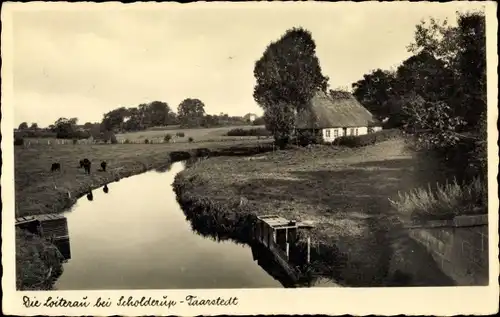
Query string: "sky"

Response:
xmin=10 ymin=1 xmax=484 ymax=128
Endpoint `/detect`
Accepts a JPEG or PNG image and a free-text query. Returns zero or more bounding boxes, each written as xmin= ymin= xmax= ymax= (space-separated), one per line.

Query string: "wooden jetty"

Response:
xmin=253 ymin=215 xmax=314 ymax=283
xmin=15 ymin=214 xmax=71 ymax=260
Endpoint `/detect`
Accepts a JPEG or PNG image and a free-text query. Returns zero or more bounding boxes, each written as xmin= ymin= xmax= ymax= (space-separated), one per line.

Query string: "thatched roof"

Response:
xmin=296 ymin=91 xmax=381 ymax=129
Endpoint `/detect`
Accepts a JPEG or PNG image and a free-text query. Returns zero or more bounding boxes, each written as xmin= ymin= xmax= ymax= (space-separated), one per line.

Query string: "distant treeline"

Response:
xmin=16 ymin=101 xmax=266 ymax=140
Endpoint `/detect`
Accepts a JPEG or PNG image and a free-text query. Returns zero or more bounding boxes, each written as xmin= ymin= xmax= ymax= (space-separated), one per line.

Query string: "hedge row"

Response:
xmin=332 ymin=129 xmax=403 ymax=147
xmin=226 ymin=128 xmax=272 ymax=137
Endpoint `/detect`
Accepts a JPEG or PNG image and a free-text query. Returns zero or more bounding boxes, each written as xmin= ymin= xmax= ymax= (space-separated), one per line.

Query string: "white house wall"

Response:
xmin=321 ymin=126 xmax=369 ymax=142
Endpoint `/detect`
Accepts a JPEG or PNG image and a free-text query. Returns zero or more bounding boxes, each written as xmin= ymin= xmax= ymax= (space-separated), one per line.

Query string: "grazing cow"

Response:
xmin=103 ymin=184 xmax=109 ymax=194
xmin=79 ymin=160 xmax=84 ymax=168
xmin=86 ymin=191 xmax=94 ymax=201
xmin=101 ymin=161 xmax=107 ymax=172
xmin=81 ymin=158 xmax=91 ymax=174
xmin=50 ymin=163 xmax=61 ymax=172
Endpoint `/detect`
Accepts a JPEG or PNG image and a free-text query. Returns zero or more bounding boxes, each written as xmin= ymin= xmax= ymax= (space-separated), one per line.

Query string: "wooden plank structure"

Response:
xmin=15 ymin=214 xmax=71 ymax=260
xmin=253 ymin=215 xmax=314 ymax=283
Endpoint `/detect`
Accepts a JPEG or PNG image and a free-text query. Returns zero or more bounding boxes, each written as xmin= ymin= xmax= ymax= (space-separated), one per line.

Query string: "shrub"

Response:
xmin=296 ymin=130 xmax=323 ymax=146
xmin=188 ymin=137 xmax=194 ymax=143
xmin=389 ymin=177 xmax=486 ymax=221
xmin=332 ymin=129 xmax=402 ymax=147
xmin=145 ymin=139 xmax=149 ymax=144
xmin=176 ymin=132 xmax=185 ymax=138
xmin=164 ymin=134 xmax=172 ymax=143
xmin=124 ymin=139 xmax=130 ymax=144
xmin=55 ymin=130 xmax=90 ymax=140
xmin=14 ymin=137 xmax=24 ymax=146
xmin=72 ymin=139 xmax=78 ymax=145
xmin=15 ymin=129 xmax=56 ymax=139
xmin=226 ymin=128 xmax=271 ymax=137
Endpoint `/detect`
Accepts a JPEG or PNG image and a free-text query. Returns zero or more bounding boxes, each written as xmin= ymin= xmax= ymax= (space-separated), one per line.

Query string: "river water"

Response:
xmin=53 ymin=162 xmax=284 ymax=290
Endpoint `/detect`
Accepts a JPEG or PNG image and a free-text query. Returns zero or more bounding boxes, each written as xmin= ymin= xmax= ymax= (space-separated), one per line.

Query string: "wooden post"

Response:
xmin=307 ymin=236 xmax=311 ymax=264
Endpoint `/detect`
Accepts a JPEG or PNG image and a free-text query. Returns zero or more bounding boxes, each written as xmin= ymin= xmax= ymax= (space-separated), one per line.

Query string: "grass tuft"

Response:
xmin=389 ymin=177 xmax=486 ymax=221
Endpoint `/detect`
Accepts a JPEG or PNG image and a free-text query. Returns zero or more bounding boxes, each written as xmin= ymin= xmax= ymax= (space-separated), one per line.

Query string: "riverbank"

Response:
xmin=173 ymin=139 xmax=456 ymax=286
xmin=14 ymin=139 xmax=274 ymax=290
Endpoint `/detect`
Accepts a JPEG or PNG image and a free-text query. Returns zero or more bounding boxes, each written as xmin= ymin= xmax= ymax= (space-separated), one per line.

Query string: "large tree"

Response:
xmin=351 ymin=69 xmax=397 ymax=121
xmin=148 ymin=101 xmax=171 ymax=126
xmin=177 ymin=98 xmax=206 ymax=128
xmin=253 ymin=27 xmax=329 ymax=148
xmin=400 ymin=11 xmax=487 ymax=180
xmin=53 ymin=117 xmax=78 ymax=139
xmin=407 ymin=11 xmax=486 ymax=128
xmin=455 ymin=12 xmax=486 ymax=128
xmin=101 ymin=107 xmax=129 ymax=132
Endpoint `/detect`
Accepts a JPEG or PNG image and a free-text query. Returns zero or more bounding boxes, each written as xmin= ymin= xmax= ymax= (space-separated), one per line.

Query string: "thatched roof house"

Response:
xmin=296 ymin=90 xmax=382 ymax=142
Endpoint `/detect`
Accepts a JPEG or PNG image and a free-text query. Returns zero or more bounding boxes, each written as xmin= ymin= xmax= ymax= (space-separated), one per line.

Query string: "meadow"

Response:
xmin=14 ymin=138 xmax=270 ymax=219
xmin=116 ymin=124 xmax=268 ymax=143
xmin=173 ymin=138 xmax=464 ymax=286
xmin=20 ymin=125 xmax=269 ymax=145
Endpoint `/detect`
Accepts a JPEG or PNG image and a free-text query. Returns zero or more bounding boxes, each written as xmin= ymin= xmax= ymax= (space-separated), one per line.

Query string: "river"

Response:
xmin=53 ymin=161 xmax=286 ymax=290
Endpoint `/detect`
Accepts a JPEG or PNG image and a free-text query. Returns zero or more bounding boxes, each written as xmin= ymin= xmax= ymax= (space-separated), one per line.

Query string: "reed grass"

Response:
xmin=389 ymin=177 xmax=486 ymax=221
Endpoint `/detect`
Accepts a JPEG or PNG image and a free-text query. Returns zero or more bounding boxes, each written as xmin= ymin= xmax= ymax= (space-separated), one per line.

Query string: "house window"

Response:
xmin=368 ymin=127 xmax=374 ymax=133
xmin=355 ymin=128 xmax=359 ymax=136
xmin=325 ymin=130 xmax=331 ymax=138
xmin=333 ymin=129 xmax=338 ymax=138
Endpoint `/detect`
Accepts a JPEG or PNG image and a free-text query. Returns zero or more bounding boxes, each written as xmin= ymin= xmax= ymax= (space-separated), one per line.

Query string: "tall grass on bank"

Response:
xmin=16 ymin=229 xmax=64 ymax=290
xmin=389 ymin=177 xmax=486 ymax=221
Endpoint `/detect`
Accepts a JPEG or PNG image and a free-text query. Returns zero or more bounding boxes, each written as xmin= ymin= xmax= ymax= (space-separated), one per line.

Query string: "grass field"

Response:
xmin=14 ymin=138 xmax=270 ymax=218
xmin=20 ymin=125 xmax=269 ymax=145
xmin=116 ymin=125 xmax=267 ymax=143
xmin=175 ymin=138 xmax=454 ymax=286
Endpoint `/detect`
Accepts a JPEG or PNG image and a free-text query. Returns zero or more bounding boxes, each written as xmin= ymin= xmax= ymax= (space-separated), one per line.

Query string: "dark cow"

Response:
xmin=86 ymin=191 xmax=94 ymax=201
xmin=81 ymin=158 xmax=91 ymax=174
xmin=103 ymin=184 xmax=109 ymax=194
xmin=101 ymin=161 xmax=107 ymax=172
xmin=50 ymin=163 xmax=61 ymax=172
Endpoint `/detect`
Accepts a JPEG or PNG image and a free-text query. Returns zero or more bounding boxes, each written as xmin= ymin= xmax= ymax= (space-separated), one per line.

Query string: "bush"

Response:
xmin=15 ymin=129 xmax=56 ymax=139
xmin=145 ymin=139 xmax=149 ymax=144
xmin=164 ymin=134 xmax=172 ymax=143
xmin=14 ymin=137 xmax=24 ymax=146
xmin=124 ymin=139 xmax=130 ymax=144
xmin=332 ymin=129 xmax=402 ymax=147
xmin=296 ymin=130 xmax=322 ymax=146
xmin=389 ymin=177 xmax=486 ymax=221
xmin=188 ymin=137 xmax=194 ymax=143
xmin=176 ymin=132 xmax=185 ymax=138
xmin=56 ymin=130 xmax=90 ymax=140
xmin=72 ymin=139 xmax=78 ymax=145
xmin=226 ymin=128 xmax=271 ymax=137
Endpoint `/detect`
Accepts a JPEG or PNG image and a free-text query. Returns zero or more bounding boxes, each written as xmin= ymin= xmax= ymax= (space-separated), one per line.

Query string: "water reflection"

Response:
xmin=181 ymin=207 xmax=327 ymax=288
